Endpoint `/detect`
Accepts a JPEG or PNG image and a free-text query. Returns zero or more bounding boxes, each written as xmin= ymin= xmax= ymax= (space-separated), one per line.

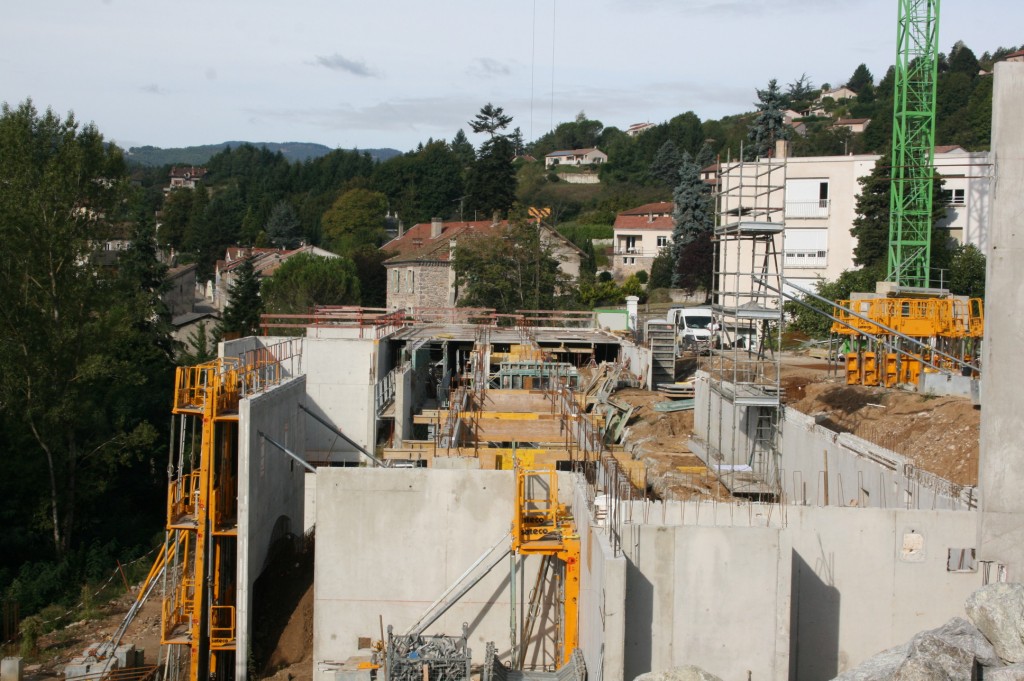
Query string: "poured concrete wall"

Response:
xmin=237 ymin=376 xmax=307 ymax=681
xmin=303 ymin=335 xmax=379 ymax=463
xmin=788 ymin=506 xmax=980 ymax=679
xmin=694 ymin=373 xmax=976 ymax=510
xmin=980 ymin=61 xmax=1024 ymax=578
xmin=313 ymin=469 xmax=577 ymax=681
xmin=619 ymin=522 xmax=791 ymax=681
xmin=573 ymin=482 xmax=627 ymax=681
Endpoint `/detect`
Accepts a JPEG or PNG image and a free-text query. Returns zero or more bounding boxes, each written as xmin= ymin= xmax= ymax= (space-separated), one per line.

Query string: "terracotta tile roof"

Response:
xmin=169 ymin=166 xmax=208 ymax=180
xmin=934 ymin=145 xmax=966 ymax=154
xmin=1002 ymin=48 xmax=1024 ymax=60
xmin=545 ymin=148 xmax=598 ymax=158
xmin=619 ymin=201 xmax=673 ymax=216
xmin=381 ymin=220 xmax=509 ymax=264
xmin=613 ymin=215 xmax=674 ymax=231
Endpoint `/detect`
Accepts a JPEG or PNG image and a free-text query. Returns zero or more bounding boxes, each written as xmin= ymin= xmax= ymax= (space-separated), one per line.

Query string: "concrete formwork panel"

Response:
xmin=303 ymin=337 xmax=379 ymax=463
xmin=237 ymin=376 xmax=307 ymax=681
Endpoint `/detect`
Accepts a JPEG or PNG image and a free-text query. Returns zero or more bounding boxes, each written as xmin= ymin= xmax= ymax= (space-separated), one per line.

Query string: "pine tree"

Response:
xmin=649 ymin=140 xmax=682 ymax=187
xmin=221 ymin=257 xmax=263 ymax=337
xmin=670 ymin=152 xmax=714 ymax=290
xmin=747 ymin=79 xmax=791 ymax=159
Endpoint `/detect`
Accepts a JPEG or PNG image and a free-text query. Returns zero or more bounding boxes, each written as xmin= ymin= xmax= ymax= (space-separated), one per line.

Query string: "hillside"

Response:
xmin=125 ymin=141 xmax=401 ymax=166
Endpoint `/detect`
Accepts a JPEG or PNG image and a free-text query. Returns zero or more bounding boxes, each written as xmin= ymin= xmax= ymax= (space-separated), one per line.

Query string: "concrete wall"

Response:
xmin=314 ymin=469 xmax=579 ymax=681
xmin=693 ymin=373 xmax=976 ymax=511
xmin=619 ymin=522 xmax=791 ymax=681
xmin=573 ymin=482 xmax=627 ymax=681
xmin=237 ymin=376 xmax=307 ymax=681
xmin=980 ymin=61 xmax=1024 ymax=579
xmin=303 ymin=336 xmax=379 ymax=463
xmin=787 ymin=506 xmax=980 ymax=680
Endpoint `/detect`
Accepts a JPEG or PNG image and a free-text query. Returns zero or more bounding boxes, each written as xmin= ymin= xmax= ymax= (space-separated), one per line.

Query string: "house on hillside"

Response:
xmin=611 ymin=202 xmax=674 ymax=279
xmin=818 ymin=86 xmax=857 ymax=102
xmin=544 ymin=148 xmax=608 ymax=169
xmin=1003 ymin=48 xmax=1024 ymax=63
xmin=212 ymin=244 xmax=340 ymax=310
xmin=380 ymin=218 xmax=584 ymax=310
xmin=834 ymin=118 xmax=871 ymax=134
xmin=626 ymin=122 xmax=655 ymax=137
xmin=167 ymin=166 xmax=208 ymax=191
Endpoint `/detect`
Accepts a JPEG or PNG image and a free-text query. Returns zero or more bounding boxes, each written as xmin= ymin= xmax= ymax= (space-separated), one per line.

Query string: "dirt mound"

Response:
xmin=252 ymin=535 xmax=315 ymax=678
xmin=787 ymin=378 xmax=980 ymax=486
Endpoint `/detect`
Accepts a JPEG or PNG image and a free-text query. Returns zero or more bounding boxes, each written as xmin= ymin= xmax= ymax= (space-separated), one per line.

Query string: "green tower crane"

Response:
xmin=887 ymin=0 xmax=940 ymax=288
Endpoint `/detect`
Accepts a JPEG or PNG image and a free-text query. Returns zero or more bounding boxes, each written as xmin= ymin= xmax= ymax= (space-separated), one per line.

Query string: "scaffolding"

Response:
xmin=706 ymin=152 xmax=786 ymax=499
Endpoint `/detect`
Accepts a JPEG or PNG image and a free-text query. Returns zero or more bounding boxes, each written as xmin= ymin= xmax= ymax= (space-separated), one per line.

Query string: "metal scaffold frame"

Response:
xmin=707 ymin=151 xmax=786 ymax=499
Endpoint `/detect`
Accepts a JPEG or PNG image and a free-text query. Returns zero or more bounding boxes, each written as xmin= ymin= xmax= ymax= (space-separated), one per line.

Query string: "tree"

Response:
xmin=266 ymin=200 xmax=302 ymax=248
xmin=450 ymin=129 xmax=476 ymax=169
xmin=179 ymin=321 xmax=219 ymax=365
xmin=0 ymin=101 xmax=167 ymax=558
xmin=453 ymin=217 xmax=570 ymax=313
xmin=847 ymin=63 xmax=874 ymax=92
xmin=221 ymin=257 xmax=263 ymax=337
xmin=321 ymin=188 xmax=389 ymax=253
xmin=466 ymin=136 xmax=517 ymax=218
xmin=948 ymin=41 xmax=980 ymax=76
xmin=670 ymin=152 xmax=714 ymax=290
xmin=784 ymin=73 xmax=816 ymax=110
xmin=947 ymin=243 xmax=985 ymax=298
xmin=784 ymin=265 xmax=886 ymax=338
xmin=261 ymin=253 xmax=360 ymax=314
xmin=851 ymin=156 xmax=950 ymax=273
xmin=469 ymin=103 xmax=512 ymax=138
xmin=649 ymin=140 xmax=683 ymax=187
xmin=748 ymin=79 xmax=791 ymax=159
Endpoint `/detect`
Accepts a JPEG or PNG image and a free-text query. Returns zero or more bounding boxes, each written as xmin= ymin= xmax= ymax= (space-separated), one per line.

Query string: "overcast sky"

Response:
xmin=3 ymin=0 xmax=1020 ymax=154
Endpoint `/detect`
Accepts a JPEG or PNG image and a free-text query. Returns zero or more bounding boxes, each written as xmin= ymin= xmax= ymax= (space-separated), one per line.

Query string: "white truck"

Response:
xmin=665 ymin=306 xmax=715 ymax=353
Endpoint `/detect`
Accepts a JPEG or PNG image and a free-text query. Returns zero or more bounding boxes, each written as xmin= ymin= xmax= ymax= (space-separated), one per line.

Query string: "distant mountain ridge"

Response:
xmin=125 ymin=141 xmax=401 ymax=166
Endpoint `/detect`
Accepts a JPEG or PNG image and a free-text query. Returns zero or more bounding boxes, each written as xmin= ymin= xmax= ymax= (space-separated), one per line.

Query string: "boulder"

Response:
xmin=832 ymin=645 xmax=909 ymax=680
xmin=986 ymin=663 xmax=1024 ymax=680
xmin=922 ymin=617 xmax=1000 ymax=668
xmin=965 ymin=583 xmax=1024 ymax=663
xmin=892 ymin=631 xmax=975 ymax=680
xmin=633 ymin=666 xmax=723 ymax=681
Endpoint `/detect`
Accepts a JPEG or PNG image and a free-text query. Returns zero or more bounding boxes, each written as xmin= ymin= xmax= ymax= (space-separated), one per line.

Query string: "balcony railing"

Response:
xmin=784 ymin=199 xmax=830 ymax=218
xmin=613 ymin=249 xmax=661 ymax=258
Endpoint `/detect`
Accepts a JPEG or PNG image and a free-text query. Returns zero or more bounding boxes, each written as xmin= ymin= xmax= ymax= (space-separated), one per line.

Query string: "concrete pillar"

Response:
xmin=625 ymin=296 xmax=639 ymax=331
xmin=979 ymin=62 xmax=1024 ymax=580
xmin=1 ymin=657 xmax=23 ymax=681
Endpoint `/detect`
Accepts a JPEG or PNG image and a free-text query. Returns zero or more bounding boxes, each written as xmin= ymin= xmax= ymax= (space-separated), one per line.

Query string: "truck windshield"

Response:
xmin=684 ymin=316 xmax=713 ymax=329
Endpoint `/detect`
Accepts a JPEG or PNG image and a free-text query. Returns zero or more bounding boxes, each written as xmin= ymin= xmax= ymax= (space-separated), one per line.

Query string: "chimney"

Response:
xmin=430 ymin=217 xmax=443 ymax=239
xmin=775 ymin=139 xmax=790 ymax=159
xmin=397 ymin=214 xmax=404 ymax=238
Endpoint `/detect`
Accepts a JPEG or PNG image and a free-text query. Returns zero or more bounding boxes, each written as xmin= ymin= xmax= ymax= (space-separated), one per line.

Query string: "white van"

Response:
xmin=665 ymin=306 xmax=714 ymax=352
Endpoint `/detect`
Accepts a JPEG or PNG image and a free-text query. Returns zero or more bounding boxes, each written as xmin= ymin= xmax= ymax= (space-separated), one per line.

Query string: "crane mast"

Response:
xmin=887 ymin=0 xmax=941 ymax=287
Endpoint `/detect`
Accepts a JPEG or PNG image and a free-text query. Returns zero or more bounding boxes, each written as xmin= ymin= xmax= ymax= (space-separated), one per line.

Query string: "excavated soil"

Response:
xmin=610 ymin=355 xmax=980 ymax=499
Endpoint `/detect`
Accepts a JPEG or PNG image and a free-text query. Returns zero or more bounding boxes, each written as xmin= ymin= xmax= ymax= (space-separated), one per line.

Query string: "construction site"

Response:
xmin=25 ymin=23 xmax=1024 ymax=681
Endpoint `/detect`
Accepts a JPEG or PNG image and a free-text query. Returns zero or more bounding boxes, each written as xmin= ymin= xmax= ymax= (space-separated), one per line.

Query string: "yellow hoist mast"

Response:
xmin=162 ymin=360 xmax=242 ymax=681
xmin=512 ymin=466 xmax=580 ymax=667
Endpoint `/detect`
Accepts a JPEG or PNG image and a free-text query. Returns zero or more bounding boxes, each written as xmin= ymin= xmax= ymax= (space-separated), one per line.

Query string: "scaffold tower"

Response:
xmin=706 ymin=152 xmax=786 ymax=498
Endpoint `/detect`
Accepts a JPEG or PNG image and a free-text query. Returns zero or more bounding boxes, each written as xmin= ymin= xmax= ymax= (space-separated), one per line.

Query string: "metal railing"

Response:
xmin=784 ymin=199 xmax=830 ymax=218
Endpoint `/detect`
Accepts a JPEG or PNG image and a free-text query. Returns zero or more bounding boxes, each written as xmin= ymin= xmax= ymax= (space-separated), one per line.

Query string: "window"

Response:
xmin=784 ymin=229 xmax=828 ymax=267
xmin=785 ymin=178 xmax=830 ymax=218
xmin=942 ymin=188 xmax=966 ymax=206
xmin=391 ymin=270 xmax=399 ymax=293
xmin=657 ymin=236 xmax=669 ymax=248
xmin=406 ymin=269 xmax=415 ymax=293
xmin=624 ymin=236 xmax=638 ymax=253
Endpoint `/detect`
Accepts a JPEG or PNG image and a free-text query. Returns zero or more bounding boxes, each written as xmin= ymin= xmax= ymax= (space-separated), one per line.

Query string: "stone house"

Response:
xmin=381 ymin=217 xmax=584 ymax=310
xmin=167 ymin=166 xmax=208 ymax=191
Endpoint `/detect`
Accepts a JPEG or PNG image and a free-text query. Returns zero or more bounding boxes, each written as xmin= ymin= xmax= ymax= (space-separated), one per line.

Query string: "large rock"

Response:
xmin=892 ymin=631 xmax=975 ymax=680
xmin=986 ymin=664 xmax=1024 ymax=680
xmin=965 ymin=583 xmax=1024 ymax=663
xmin=831 ymin=617 xmax=996 ymax=680
xmin=632 ymin=666 xmax=723 ymax=681
xmin=832 ymin=645 xmax=909 ymax=680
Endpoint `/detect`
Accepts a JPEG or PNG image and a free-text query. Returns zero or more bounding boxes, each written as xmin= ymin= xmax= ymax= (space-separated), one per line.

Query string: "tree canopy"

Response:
xmin=261 ymin=252 xmax=361 ymax=313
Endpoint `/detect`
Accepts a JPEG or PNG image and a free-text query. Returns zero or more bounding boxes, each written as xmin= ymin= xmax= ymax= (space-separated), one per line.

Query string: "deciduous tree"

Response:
xmin=261 ymin=252 xmax=360 ymax=314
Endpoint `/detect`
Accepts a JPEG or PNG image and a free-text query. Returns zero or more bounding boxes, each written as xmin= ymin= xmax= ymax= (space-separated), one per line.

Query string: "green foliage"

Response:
xmin=261 ymin=253 xmax=361 ymax=314
xmin=671 ymin=152 xmax=713 ymax=289
xmin=528 ymin=112 xmax=605 ymax=158
xmin=179 ymin=321 xmax=219 ymax=365
xmin=469 ymin=103 xmax=513 ymax=137
xmin=0 ymin=101 xmax=171 ymax=563
xmin=947 ymin=243 xmax=986 ymax=298
xmin=648 ymin=140 xmax=683 ymax=187
xmin=784 ymin=265 xmax=886 ymax=338
xmin=321 ymin=188 xmax=389 ymax=252
xmin=266 ymin=200 xmax=302 ymax=248
xmin=748 ymin=79 xmax=790 ymax=159
xmin=466 ymin=136 xmax=517 ymax=218
xmin=453 ymin=217 xmax=570 ymax=313
xmin=784 ymin=73 xmax=817 ymax=111
xmin=648 ymin=248 xmax=675 ymax=290
xmin=221 ymin=258 xmax=263 ymax=337
xmin=846 ymin=63 xmax=874 ymax=92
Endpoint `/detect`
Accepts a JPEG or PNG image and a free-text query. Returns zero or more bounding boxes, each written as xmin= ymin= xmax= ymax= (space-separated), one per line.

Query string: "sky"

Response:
xmin=2 ymin=0 xmax=1021 ymax=154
